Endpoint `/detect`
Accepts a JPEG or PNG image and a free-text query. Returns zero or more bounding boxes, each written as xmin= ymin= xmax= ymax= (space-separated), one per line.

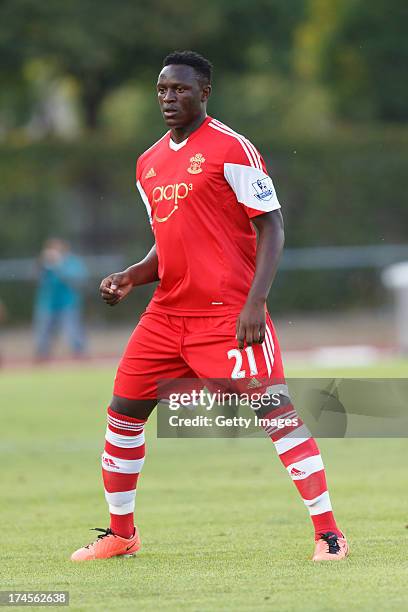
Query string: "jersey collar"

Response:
xmin=168 ymin=115 xmax=212 ymax=151
xmin=169 ymin=138 xmax=188 ymax=151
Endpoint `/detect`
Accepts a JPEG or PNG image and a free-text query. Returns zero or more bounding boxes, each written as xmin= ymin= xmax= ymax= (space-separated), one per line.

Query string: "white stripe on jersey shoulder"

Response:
xmin=209 ymin=119 xmax=262 ymax=170
xmin=211 ymin=118 xmax=262 ymax=169
xmin=209 ymin=122 xmax=258 ymax=169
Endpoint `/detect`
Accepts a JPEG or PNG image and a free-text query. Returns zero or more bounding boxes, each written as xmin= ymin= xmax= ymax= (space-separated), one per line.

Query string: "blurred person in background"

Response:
xmin=0 ymin=298 xmax=6 ymax=367
xmin=33 ymin=238 xmax=88 ymax=361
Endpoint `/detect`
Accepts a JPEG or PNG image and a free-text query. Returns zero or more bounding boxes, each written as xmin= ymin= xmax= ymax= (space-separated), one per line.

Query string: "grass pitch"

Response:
xmin=1 ymin=360 xmax=408 ymax=611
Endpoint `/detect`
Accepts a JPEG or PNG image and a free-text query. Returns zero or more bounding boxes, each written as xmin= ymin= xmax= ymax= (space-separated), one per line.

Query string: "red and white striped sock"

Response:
xmin=262 ymin=403 xmax=341 ymax=540
xmin=101 ymin=407 xmax=146 ymax=539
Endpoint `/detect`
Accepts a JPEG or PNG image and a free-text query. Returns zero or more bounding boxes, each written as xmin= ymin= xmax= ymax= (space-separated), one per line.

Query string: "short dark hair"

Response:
xmin=162 ymin=50 xmax=213 ymax=84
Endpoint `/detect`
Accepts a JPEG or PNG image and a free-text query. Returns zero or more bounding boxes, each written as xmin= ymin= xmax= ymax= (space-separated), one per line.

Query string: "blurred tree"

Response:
xmin=0 ymin=0 xmax=220 ymax=130
xmin=0 ymin=0 xmax=147 ymax=129
xmin=0 ymin=0 xmax=306 ymax=132
xmin=208 ymin=0 xmax=306 ymax=74
xmin=296 ymin=0 xmax=408 ymax=122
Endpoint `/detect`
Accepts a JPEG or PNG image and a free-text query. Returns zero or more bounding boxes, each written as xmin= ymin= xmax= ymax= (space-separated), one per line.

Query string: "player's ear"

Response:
xmin=201 ymin=84 xmax=211 ymax=102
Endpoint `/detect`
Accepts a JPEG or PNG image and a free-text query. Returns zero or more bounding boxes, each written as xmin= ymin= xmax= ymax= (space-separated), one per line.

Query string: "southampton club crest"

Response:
xmin=252 ymin=177 xmax=274 ymax=201
xmin=187 ymin=153 xmax=206 ymax=174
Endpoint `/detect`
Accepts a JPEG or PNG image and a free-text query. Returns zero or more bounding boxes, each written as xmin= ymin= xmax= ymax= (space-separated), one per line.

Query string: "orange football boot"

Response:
xmin=71 ymin=527 xmax=141 ymax=561
xmin=312 ymin=531 xmax=349 ymax=561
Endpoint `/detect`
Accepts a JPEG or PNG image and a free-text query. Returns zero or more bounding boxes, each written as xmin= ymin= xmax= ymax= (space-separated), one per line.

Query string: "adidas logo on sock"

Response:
xmin=290 ymin=467 xmax=306 ymax=478
xmin=103 ymin=457 xmax=119 ymax=469
xmin=145 ymin=167 xmax=156 ymax=179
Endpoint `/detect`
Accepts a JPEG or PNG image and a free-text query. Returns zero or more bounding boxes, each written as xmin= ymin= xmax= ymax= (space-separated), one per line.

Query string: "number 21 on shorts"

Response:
xmin=228 ymin=347 xmax=259 ymax=379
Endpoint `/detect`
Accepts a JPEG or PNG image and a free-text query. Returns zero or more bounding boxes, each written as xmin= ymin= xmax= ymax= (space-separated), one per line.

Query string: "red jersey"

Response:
xmin=136 ymin=116 xmax=281 ymax=315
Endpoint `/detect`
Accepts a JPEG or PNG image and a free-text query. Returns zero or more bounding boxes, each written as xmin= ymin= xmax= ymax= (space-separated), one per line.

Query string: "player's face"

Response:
xmin=157 ymin=64 xmax=210 ymax=128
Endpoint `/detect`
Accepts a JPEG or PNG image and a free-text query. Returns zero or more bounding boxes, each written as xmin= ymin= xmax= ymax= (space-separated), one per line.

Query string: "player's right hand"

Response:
xmin=99 ymin=271 xmax=134 ymax=306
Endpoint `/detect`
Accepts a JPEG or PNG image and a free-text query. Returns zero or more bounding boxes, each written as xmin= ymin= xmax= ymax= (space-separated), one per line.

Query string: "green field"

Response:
xmin=2 ymin=361 xmax=408 ymax=611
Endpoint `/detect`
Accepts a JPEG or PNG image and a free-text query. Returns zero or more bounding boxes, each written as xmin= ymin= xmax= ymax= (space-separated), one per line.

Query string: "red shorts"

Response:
xmin=113 ymin=310 xmax=286 ymax=400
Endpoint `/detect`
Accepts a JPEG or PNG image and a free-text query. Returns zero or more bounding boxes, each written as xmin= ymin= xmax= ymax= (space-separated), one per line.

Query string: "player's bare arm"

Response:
xmin=236 ymin=209 xmax=284 ymax=349
xmin=100 ymin=244 xmax=159 ymax=306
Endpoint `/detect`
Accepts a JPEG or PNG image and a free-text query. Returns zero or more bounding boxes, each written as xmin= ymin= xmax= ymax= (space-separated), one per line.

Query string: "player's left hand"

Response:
xmin=236 ymin=299 xmax=266 ymax=349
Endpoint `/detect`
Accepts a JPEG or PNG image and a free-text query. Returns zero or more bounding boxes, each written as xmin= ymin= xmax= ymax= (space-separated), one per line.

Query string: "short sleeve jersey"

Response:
xmin=136 ymin=116 xmax=281 ymax=315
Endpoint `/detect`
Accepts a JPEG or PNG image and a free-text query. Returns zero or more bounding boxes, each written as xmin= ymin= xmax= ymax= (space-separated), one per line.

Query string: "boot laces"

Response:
xmin=319 ymin=531 xmax=341 ymax=554
xmin=84 ymin=527 xmax=114 ymax=549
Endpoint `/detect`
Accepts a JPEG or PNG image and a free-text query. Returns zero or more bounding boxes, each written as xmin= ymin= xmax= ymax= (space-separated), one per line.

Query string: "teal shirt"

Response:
xmin=35 ymin=255 xmax=87 ymax=312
